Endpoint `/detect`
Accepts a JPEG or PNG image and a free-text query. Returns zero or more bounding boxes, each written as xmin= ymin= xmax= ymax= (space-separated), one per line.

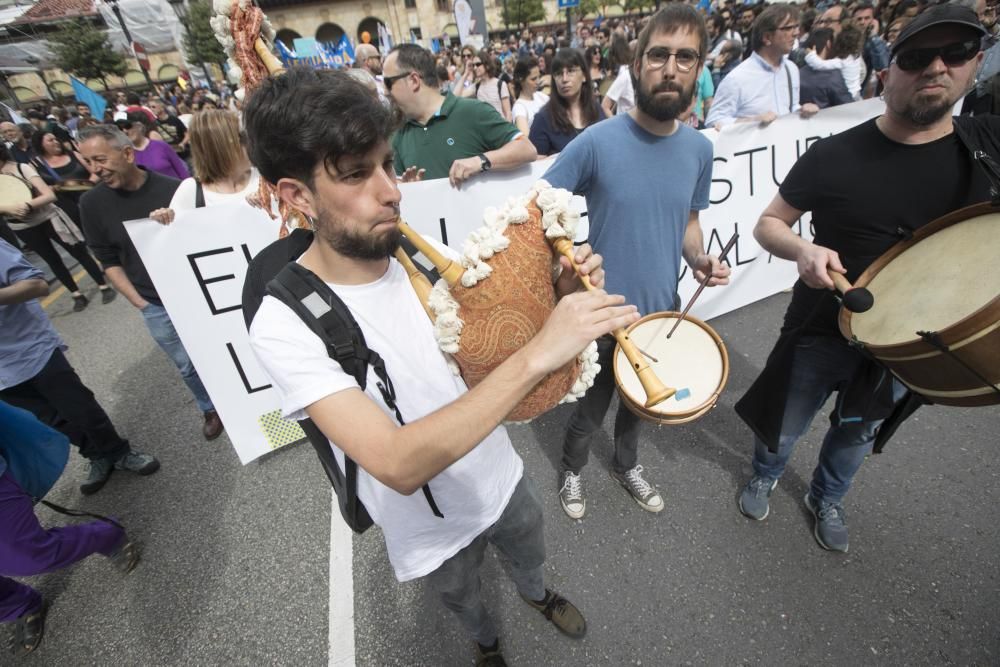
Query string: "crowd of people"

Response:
xmin=0 ymin=0 xmax=996 ymax=662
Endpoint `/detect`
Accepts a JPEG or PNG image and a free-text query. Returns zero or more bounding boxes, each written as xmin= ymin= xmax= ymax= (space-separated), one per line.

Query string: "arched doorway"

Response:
xmin=275 ymin=28 xmax=302 ymax=49
xmin=357 ymin=17 xmax=384 ymax=47
xmin=315 ymin=23 xmax=344 ymax=46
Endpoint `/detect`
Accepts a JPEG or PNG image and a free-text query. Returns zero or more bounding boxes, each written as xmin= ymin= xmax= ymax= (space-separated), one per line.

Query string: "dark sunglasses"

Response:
xmin=383 ymin=71 xmax=412 ymax=88
xmin=893 ymin=39 xmax=980 ymax=72
xmin=472 ymin=61 xmax=484 ymax=66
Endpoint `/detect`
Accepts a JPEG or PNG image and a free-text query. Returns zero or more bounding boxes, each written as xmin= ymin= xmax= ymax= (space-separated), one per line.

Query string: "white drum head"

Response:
xmin=616 ymin=314 xmax=725 ymax=417
xmin=852 ymin=212 xmax=1000 ymax=346
xmin=0 ymin=174 xmax=31 ymax=208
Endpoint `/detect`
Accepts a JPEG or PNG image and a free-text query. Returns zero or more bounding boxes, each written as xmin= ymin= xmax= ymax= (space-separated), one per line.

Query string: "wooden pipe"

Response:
xmin=550 ymin=237 xmax=676 ymax=408
xmin=254 ymin=37 xmax=286 ymax=75
xmin=394 ymin=248 xmax=436 ymax=319
xmin=396 ymin=219 xmax=465 ymax=286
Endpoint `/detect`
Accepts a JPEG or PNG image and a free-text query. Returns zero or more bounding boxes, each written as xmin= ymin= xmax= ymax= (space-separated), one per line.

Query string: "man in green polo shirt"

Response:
xmin=384 ymin=44 xmax=537 ymax=188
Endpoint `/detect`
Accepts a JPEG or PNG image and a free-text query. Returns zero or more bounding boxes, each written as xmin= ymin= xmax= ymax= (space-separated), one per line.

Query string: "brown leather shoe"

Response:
xmin=202 ymin=410 xmax=223 ymax=440
xmin=521 ymin=589 xmax=587 ymax=638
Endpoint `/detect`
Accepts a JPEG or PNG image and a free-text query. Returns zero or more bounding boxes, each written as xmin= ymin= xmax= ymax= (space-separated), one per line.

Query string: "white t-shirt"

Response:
xmin=169 ymin=168 xmax=261 ymax=210
xmin=512 ymin=91 xmax=550 ymax=129
xmin=605 ymin=65 xmax=635 ymax=115
xmin=249 ymin=258 xmax=523 ymax=582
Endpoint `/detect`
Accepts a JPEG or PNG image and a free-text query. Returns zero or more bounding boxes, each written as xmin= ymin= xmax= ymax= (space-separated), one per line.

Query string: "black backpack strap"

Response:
xmin=194 ymin=179 xmax=206 ymax=208
xmin=266 ymin=261 xmax=444 ymax=520
xmin=952 ymin=118 xmax=1000 ymax=204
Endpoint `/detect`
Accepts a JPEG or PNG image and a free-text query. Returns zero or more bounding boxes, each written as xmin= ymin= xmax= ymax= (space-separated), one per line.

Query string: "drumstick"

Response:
xmin=827 ymin=271 xmax=874 ymax=313
xmin=666 ymin=232 xmax=739 ymax=339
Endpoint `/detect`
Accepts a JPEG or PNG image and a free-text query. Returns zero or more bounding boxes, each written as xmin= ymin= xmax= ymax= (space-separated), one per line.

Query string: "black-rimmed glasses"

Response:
xmin=644 ymin=47 xmax=701 ymax=72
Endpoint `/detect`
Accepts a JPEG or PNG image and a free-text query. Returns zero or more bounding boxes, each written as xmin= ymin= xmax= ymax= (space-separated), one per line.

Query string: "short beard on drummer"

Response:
xmin=635 ymin=77 xmax=695 ymax=122
xmin=313 ymin=205 xmax=402 ymax=260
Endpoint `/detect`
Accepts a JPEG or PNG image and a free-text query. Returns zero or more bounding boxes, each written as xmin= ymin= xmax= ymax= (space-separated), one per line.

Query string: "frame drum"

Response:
xmin=0 ymin=173 xmax=32 ymax=208
xmin=839 ymin=202 xmax=1000 ymax=407
xmin=613 ymin=312 xmax=730 ymax=424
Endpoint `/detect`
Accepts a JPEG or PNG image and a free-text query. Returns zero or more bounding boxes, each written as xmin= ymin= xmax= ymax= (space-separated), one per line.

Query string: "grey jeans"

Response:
xmin=424 ymin=474 xmax=546 ymax=646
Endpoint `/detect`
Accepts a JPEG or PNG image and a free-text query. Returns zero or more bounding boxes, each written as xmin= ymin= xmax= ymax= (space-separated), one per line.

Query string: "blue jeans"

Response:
xmin=140 ymin=303 xmax=214 ymax=413
xmin=751 ymin=335 xmax=906 ymax=505
xmin=424 ymin=474 xmax=546 ymax=646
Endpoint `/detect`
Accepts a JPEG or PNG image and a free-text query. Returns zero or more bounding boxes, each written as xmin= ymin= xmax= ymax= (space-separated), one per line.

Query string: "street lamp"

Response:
xmin=167 ymin=0 xmax=215 ymax=87
xmin=104 ymin=0 xmax=157 ymax=90
xmin=24 ymin=56 xmax=56 ymax=100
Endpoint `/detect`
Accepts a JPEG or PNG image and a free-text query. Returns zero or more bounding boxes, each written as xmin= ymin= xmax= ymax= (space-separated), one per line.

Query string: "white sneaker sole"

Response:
xmin=739 ymin=478 xmax=778 ymax=521
xmin=560 ymin=498 xmax=585 ymax=519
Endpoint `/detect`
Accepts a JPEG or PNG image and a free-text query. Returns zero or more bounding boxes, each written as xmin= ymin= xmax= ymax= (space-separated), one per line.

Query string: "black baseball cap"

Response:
xmin=891 ymin=4 xmax=987 ymax=55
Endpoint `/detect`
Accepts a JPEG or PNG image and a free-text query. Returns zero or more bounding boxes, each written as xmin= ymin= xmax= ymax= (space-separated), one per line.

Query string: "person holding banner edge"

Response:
xmin=244 ymin=67 xmax=639 ymax=667
xmin=735 ymin=4 xmax=995 ymax=553
xmin=543 ymin=6 xmax=731 ymax=521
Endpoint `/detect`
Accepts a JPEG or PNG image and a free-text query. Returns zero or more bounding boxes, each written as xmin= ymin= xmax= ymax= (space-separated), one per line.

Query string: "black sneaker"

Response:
xmin=72 ymin=294 xmax=89 ymax=312
xmin=474 ymin=640 xmax=507 ymax=667
xmin=520 ymin=589 xmax=587 ymax=638
xmin=804 ymin=493 xmax=849 ymax=553
xmin=100 ymin=287 xmax=117 ymax=304
xmin=5 ymin=602 xmax=45 ymax=657
xmin=107 ymin=537 xmax=141 ymax=574
xmin=80 ymin=457 xmax=114 ymax=495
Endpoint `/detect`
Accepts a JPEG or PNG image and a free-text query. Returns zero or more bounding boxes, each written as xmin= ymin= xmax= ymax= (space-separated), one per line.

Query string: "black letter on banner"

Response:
xmin=710 ymin=156 xmax=732 ymax=204
xmin=188 ymin=248 xmax=241 ymax=315
xmin=733 ymin=223 xmax=756 ymax=266
xmin=227 ymin=342 xmax=271 ymax=393
xmin=733 ymin=146 xmax=766 ymax=197
xmin=241 ymin=243 xmax=253 ymax=264
xmin=439 ymin=217 xmax=449 ymax=246
xmin=771 ymin=143 xmax=798 ymax=187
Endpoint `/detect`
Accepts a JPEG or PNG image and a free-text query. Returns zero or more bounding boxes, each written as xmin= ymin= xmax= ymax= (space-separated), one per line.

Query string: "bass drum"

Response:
xmin=0 ymin=173 xmax=32 ymax=208
xmin=613 ymin=311 xmax=730 ymax=425
xmin=839 ymin=202 xmax=1000 ymax=407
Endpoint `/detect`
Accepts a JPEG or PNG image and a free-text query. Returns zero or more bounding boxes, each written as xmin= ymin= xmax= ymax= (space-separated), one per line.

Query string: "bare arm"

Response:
xmin=682 ymin=210 xmax=730 ymax=286
xmin=0 ymin=277 xmax=48 ymax=305
xmin=754 ymin=192 xmax=844 ymax=289
xmin=27 ymin=175 xmax=57 ymax=209
xmin=448 ymin=136 xmax=538 ymax=188
xmin=514 ymin=114 xmax=530 ymax=135
xmin=103 ymin=266 xmax=148 ymax=308
xmin=501 ymin=95 xmax=512 ymax=122
xmin=601 ymin=95 xmax=616 ymax=117
xmin=306 ymin=289 xmax=638 ymax=495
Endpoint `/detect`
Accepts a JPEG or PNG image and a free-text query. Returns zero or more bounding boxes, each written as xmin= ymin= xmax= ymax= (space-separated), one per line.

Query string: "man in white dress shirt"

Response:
xmin=706 ymin=4 xmax=820 ymax=128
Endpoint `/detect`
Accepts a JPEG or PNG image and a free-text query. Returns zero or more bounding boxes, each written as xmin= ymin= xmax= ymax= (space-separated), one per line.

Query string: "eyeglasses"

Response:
xmin=383 ymin=71 xmax=412 ymax=88
xmin=644 ymin=47 xmax=701 ymax=72
xmin=472 ymin=61 xmax=484 ymax=66
xmin=553 ymin=66 xmax=582 ymax=78
xmin=462 ymin=53 xmax=473 ymax=58
xmin=892 ymin=39 xmax=980 ymax=71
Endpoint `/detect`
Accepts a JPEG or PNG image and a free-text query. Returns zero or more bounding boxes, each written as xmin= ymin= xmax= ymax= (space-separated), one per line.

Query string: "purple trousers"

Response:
xmin=0 ymin=470 xmax=123 ymax=623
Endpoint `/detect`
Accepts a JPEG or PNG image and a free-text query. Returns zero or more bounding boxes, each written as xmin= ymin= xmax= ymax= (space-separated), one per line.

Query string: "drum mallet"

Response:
xmin=666 ymin=232 xmax=739 ymax=340
xmin=827 ymin=271 xmax=874 ymax=313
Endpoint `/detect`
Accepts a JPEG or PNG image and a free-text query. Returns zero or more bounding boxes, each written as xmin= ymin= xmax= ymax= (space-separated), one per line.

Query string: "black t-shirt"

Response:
xmin=528 ymin=101 xmax=607 ymax=156
xmin=780 ymin=114 xmax=1000 ymax=335
xmin=80 ymin=169 xmax=180 ymax=304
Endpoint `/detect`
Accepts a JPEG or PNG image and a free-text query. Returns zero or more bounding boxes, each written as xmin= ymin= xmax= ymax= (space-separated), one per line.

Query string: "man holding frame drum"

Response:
xmin=244 ymin=68 xmax=641 ymax=667
xmin=544 ymin=6 xmax=730 ymax=520
xmin=736 ymin=4 xmax=995 ymax=553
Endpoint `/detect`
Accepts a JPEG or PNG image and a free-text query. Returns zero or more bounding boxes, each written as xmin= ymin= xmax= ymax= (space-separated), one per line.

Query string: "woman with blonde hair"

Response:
xmin=149 ymin=110 xmax=259 ymax=221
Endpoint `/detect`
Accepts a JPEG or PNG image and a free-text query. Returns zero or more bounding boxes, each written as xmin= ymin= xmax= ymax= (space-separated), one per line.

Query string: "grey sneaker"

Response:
xmin=114 ymin=450 xmax=160 ymax=476
xmin=610 ymin=465 xmax=663 ymax=513
xmin=80 ymin=457 xmax=114 ymax=495
xmin=558 ymin=471 xmax=586 ymax=519
xmin=107 ymin=537 xmax=141 ymax=574
xmin=739 ymin=475 xmax=778 ymax=520
xmin=804 ymin=493 xmax=849 ymax=553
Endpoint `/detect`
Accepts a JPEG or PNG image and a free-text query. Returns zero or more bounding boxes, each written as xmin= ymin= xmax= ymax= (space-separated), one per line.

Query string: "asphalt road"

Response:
xmin=10 ymin=278 xmax=999 ymax=666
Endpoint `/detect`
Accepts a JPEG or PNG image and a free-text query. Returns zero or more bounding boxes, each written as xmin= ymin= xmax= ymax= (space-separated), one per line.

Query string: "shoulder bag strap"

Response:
xmin=194 ymin=179 xmax=206 ymax=208
xmin=784 ymin=61 xmax=794 ymax=113
xmin=952 ymin=118 xmax=1000 ymax=204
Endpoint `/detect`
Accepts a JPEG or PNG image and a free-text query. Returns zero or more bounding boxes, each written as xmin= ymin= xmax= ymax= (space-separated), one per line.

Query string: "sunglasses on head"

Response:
xmin=893 ymin=39 xmax=980 ymax=71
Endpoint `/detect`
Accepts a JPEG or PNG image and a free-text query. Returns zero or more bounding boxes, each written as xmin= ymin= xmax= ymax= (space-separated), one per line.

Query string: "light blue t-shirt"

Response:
xmin=543 ymin=114 xmax=713 ymax=315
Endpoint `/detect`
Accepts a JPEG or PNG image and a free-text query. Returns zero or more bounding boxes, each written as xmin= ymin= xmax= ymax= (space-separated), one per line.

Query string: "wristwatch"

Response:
xmin=478 ymin=153 xmax=492 ymax=173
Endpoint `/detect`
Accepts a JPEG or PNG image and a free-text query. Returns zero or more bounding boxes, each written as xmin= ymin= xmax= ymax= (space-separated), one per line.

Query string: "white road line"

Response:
xmin=328 ymin=493 xmax=357 ymax=667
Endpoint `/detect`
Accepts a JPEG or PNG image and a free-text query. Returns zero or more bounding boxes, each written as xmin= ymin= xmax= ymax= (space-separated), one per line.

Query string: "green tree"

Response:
xmin=47 ymin=19 xmax=127 ymax=86
xmin=622 ymin=0 xmax=654 ymax=12
xmin=502 ymin=0 xmax=546 ymax=28
xmin=183 ymin=0 xmax=226 ymax=68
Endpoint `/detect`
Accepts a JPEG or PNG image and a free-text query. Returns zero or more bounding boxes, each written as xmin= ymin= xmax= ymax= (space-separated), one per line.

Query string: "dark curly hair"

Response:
xmin=243 ymin=67 xmax=401 ymax=188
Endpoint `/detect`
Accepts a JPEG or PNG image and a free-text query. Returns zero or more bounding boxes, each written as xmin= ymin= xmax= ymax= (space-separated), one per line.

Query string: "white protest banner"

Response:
xmin=127 ymin=98 xmax=884 ymax=464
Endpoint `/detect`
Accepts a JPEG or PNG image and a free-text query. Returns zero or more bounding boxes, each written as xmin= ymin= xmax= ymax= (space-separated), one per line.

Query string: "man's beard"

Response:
xmin=314 ymin=207 xmax=402 ymax=260
xmin=635 ymin=78 xmax=695 ymax=122
xmin=894 ymin=76 xmax=970 ymax=126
